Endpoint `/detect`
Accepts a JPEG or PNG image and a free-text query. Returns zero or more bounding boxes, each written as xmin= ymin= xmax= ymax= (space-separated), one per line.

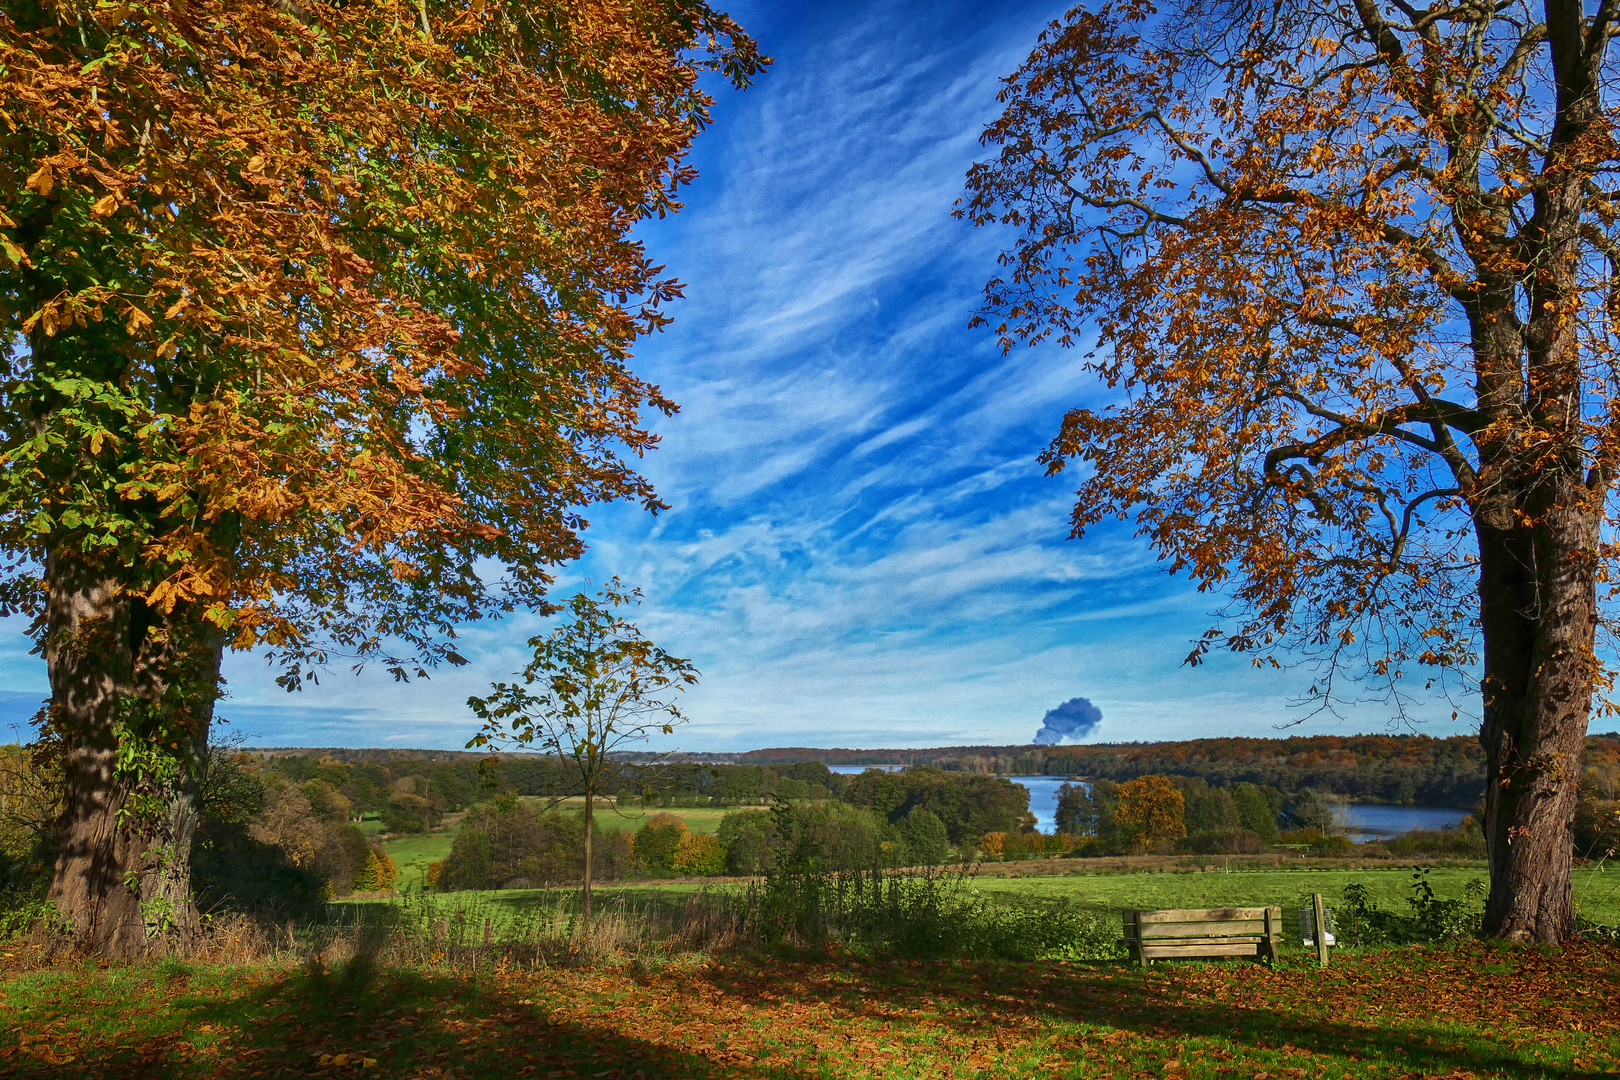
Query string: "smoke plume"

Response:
xmin=1032 ymin=697 xmax=1102 ymax=745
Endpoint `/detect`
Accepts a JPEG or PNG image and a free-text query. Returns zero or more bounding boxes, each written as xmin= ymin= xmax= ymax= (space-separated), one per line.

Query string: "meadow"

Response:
xmin=336 ymin=859 xmax=1620 ymax=942
xmin=7 ymin=856 xmax=1620 ymax=1078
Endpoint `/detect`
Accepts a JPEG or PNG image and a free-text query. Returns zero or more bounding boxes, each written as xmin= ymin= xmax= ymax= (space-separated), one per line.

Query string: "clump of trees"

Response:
xmin=1051 ymin=774 xmax=1355 ymax=858
xmin=436 ymin=796 xmax=636 ymax=892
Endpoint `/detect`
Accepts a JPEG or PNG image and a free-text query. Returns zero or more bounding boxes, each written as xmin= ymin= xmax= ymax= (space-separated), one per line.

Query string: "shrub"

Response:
xmin=718 ymin=809 xmax=778 ymax=875
xmin=1337 ymin=868 xmax=1486 ymax=945
xmin=637 ymin=813 xmax=689 ymax=875
xmin=1179 ymin=827 xmax=1267 ymax=855
xmin=673 ymin=832 xmax=727 ymax=876
xmin=1276 ymin=826 xmax=1352 ymax=854
xmin=439 ymin=802 xmax=589 ymax=890
xmin=1384 ymin=828 xmax=1486 ymax=858
xmin=896 ymin=807 xmax=950 ymax=865
xmin=742 ymin=859 xmax=1123 ymax=961
xmin=355 ymin=848 xmax=398 ymax=892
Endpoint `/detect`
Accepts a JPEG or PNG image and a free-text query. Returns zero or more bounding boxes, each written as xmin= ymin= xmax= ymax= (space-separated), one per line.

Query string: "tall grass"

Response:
xmin=736 ymin=862 xmax=1121 ymax=960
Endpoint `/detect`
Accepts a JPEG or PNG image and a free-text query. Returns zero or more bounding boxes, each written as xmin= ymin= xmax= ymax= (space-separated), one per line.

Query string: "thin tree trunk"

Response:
xmin=581 ymin=789 xmax=594 ymax=926
xmin=1475 ymin=496 xmax=1597 ymax=942
xmin=42 ymin=550 xmax=221 ymax=958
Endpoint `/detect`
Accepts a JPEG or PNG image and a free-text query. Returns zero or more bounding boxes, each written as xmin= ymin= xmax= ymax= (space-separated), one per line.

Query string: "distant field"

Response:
xmin=378 ymin=830 xmax=457 ymax=890
xmin=377 ymin=802 xmax=749 ymax=889
xmin=504 ymin=798 xmax=740 ymax=834
xmin=581 ymin=803 xmax=735 ymax=835
xmin=359 ymin=862 xmax=1620 ymax=929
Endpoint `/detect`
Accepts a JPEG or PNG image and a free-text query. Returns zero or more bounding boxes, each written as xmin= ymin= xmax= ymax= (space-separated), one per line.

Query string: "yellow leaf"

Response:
xmin=125 ymin=306 xmax=153 ymax=334
xmin=0 ymin=236 xmax=28 ymax=268
xmin=90 ymin=193 xmax=118 ymax=217
xmin=362 ymin=1058 xmax=378 ymax=1068
xmin=25 ymin=165 xmax=53 ymax=197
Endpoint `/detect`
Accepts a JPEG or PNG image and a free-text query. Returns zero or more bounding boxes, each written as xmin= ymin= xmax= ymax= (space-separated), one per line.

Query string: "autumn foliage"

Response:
xmin=1111 ymin=775 xmax=1187 ymax=852
xmin=0 ymin=0 xmax=761 ymax=954
xmin=963 ymin=0 xmax=1620 ymax=941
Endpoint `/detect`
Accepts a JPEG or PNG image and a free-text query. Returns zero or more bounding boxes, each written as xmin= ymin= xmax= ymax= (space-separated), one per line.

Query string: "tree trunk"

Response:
xmin=42 ymin=550 xmax=222 ymax=958
xmin=1475 ymin=496 xmax=1597 ymax=942
xmin=581 ymin=789 xmax=594 ymax=926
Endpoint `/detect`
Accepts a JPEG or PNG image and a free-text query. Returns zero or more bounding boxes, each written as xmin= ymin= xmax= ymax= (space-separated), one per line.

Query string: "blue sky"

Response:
xmin=0 ymin=0 xmax=1474 ymax=751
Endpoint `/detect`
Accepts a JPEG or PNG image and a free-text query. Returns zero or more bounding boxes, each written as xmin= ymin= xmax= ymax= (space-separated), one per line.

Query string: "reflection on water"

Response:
xmin=1004 ymin=776 xmax=1076 ymax=833
xmin=818 ymin=768 xmax=1470 ymax=842
xmin=1332 ymin=803 xmax=1469 ymax=842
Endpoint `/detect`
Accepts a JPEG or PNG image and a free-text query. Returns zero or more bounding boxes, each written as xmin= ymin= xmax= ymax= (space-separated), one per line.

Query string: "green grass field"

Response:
xmin=965 ymin=863 xmax=1620 ymax=925
xmin=343 ymin=862 xmax=1620 ymax=940
xmin=584 ymin=803 xmax=734 ymax=835
xmin=376 ymin=830 xmax=456 ymax=891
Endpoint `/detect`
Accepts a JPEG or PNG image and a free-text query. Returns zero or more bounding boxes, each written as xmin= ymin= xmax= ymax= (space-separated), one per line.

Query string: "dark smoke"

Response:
xmin=1032 ymin=697 xmax=1102 ymax=745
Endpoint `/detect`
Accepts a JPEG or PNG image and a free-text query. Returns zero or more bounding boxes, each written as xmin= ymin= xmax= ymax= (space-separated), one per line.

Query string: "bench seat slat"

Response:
xmin=1137 ymin=935 xmax=1265 ymax=947
xmin=1140 ymin=942 xmax=1264 ymax=959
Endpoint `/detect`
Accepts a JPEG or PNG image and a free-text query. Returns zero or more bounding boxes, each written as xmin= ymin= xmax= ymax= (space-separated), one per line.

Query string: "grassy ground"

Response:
xmin=547 ymin=800 xmax=738 ymax=835
xmin=378 ymin=831 xmax=457 ymax=891
xmin=0 ymin=941 xmax=1615 ymax=1079
xmin=972 ymin=863 xmax=1620 ymax=926
xmin=358 ymin=863 xmax=1619 ymax=931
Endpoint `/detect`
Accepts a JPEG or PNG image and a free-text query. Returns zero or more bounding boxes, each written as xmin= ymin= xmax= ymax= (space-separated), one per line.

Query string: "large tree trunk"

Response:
xmin=1476 ymin=495 xmax=1597 ymax=942
xmin=42 ymin=550 xmax=221 ymax=958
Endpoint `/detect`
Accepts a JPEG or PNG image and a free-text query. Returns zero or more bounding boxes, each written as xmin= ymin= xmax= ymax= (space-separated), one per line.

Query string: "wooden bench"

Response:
xmin=1121 ymin=906 xmax=1281 ymax=966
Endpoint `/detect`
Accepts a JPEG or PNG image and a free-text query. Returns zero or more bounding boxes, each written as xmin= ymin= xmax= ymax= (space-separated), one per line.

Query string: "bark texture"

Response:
xmin=1476 ymin=510 xmax=1597 ymax=942
xmin=43 ymin=550 xmax=221 ymax=958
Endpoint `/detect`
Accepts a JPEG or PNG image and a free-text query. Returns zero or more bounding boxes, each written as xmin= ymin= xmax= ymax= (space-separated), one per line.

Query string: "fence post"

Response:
xmin=1312 ymin=893 xmax=1329 ymax=968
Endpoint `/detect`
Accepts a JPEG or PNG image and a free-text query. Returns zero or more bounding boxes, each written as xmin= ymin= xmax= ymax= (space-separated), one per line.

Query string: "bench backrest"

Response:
xmin=1123 ymin=906 xmax=1281 ymax=942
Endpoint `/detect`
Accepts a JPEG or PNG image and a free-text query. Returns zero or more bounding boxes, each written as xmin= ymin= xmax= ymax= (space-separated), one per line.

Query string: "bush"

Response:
xmin=354 ymin=848 xmax=398 ymax=892
xmin=1384 ymin=828 xmax=1486 ymax=858
xmin=637 ymin=813 xmax=689 ymax=875
xmin=1337 ymin=868 xmax=1486 ymax=945
xmin=718 ymin=809 xmax=777 ymax=875
xmin=673 ymin=832 xmax=728 ymax=876
xmin=742 ymin=860 xmax=1122 ymax=961
xmin=1179 ymin=827 xmax=1267 ymax=855
xmin=439 ymin=802 xmax=585 ymax=890
xmin=1276 ymin=826 xmax=1352 ymax=855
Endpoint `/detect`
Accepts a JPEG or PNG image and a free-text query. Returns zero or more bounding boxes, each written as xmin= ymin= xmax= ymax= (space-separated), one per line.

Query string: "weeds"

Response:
xmin=1337 ymin=867 xmax=1487 ymax=945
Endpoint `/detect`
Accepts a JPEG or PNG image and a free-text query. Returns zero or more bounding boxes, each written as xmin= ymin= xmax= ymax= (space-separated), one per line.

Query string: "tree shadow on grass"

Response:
xmin=5 ymin=956 xmax=817 ymax=1080
xmin=698 ymin=948 xmax=1619 ymax=1080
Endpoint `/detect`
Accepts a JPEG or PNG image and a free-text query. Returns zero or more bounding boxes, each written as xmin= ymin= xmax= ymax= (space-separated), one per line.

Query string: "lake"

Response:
xmin=1004 ymin=775 xmax=1077 ymax=833
xmin=822 ymin=769 xmax=1470 ymax=841
xmin=1004 ymin=776 xmax=1470 ymax=841
xmin=1331 ymin=802 xmax=1470 ymax=841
